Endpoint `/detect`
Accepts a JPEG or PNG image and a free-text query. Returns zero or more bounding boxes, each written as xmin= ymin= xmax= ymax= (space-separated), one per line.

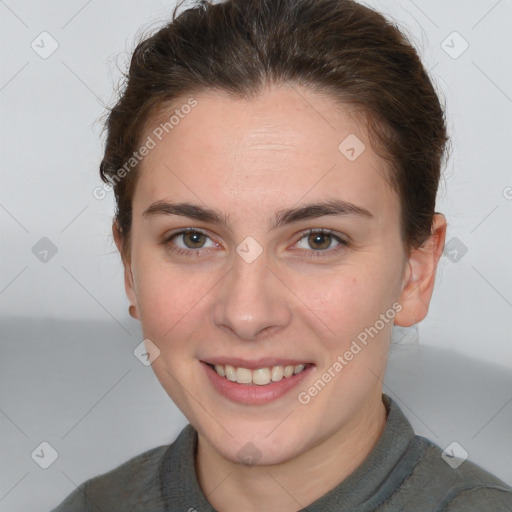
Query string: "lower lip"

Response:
xmin=202 ymin=362 xmax=314 ymax=405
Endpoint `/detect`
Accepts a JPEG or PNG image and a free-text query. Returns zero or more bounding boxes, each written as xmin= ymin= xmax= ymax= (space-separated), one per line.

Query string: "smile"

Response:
xmin=207 ymin=363 xmax=310 ymax=386
xmin=201 ymin=360 xmax=315 ymax=405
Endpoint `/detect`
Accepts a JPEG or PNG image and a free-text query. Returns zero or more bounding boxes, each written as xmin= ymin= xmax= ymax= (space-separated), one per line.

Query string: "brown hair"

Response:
xmin=100 ymin=0 xmax=448 ymax=258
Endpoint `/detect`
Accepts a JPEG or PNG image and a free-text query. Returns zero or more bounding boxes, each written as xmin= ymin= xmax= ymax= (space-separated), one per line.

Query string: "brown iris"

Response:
xmin=308 ymin=232 xmax=332 ymax=250
xmin=182 ymin=231 xmax=207 ymax=249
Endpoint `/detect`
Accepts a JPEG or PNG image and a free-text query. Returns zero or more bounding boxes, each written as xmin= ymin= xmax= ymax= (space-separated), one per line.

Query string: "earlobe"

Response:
xmin=124 ymin=264 xmax=139 ymax=320
xmin=394 ymin=214 xmax=447 ymax=327
xmin=128 ymin=304 xmax=138 ymax=319
xmin=112 ymin=220 xmax=139 ymax=320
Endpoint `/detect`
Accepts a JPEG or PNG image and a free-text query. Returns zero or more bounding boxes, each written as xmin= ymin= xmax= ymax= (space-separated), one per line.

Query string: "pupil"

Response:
xmin=310 ymin=233 xmax=330 ymax=250
xmin=186 ymin=232 xmax=204 ymax=248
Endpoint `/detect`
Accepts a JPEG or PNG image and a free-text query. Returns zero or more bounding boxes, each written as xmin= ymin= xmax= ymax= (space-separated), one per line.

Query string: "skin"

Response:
xmin=116 ymin=83 xmax=446 ymax=511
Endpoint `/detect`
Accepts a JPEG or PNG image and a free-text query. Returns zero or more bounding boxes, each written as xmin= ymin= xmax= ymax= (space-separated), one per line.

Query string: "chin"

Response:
xmin=202 ymin=419 xmax=308 ymax=466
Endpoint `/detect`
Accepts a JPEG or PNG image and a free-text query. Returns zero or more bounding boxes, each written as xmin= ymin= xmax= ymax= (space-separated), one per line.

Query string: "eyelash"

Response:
xmin=295 ymin=229 xmax=348 ymax=258
xmin=162 ymin=228 xmax=348 ymax=259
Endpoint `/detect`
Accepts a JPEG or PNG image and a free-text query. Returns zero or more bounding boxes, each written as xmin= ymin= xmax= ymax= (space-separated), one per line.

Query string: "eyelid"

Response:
xmin=162 ymin=227 xmax=219 ymax=248
xmin=291 ymin=228 xmax=348 ymax=254
xmin=161 ymin=228 xmax=221 ymax=259
xmin=162 ymin=227 xmax=348 ymax=257
xmin=163 ymin=226 xmax=212 ymax=242
xmin=293 ymin=227 xmax=347 ymax=244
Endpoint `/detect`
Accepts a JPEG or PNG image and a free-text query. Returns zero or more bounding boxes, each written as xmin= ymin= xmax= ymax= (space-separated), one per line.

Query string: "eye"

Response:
xmin=294 ymin=229 xmax=347 ymax=256
xmin=164 ymin=228 xmax=218 ymax=255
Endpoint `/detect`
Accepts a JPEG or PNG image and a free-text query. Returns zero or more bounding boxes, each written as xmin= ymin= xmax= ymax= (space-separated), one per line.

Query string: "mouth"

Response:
xmin=200 ymin=359 xmax=315 ymax=405
xmin=205 ymin=362 xmax=311 ymax=385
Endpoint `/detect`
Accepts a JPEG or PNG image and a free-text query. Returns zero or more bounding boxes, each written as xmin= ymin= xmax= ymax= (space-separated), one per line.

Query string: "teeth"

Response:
xmin=283 ymin=365 xmax=294 ymax=378
xmin=225 ymin=365 xmax=236 ymax=382
xmin=253 ymin=368 xmax=271 ymax=385
xmin=294 ymin=364 xmax=305 ymax=375
xmin=271 ymin=365 xmax=284 ymax=382
xmin=236 ymin=367 xmax=252 ymax=384
xmin=210 ymin=363 xmax=308 ymax=385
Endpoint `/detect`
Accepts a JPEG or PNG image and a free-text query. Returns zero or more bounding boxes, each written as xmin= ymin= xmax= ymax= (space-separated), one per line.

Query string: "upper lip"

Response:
xmin=202 ymin=357 xmax=313 ymax=370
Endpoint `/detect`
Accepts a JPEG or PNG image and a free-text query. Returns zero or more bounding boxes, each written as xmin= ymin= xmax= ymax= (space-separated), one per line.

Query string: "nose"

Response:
xmin=212 ymin=252 xmax=292 ymax=341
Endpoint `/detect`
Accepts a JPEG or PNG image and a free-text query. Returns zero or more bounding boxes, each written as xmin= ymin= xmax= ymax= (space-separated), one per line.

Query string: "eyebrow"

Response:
xmin=142 ymin=199 xmax=373 ymax=229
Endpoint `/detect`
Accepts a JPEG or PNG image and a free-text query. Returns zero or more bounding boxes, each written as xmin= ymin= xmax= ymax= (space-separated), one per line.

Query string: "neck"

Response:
xmin=195 ymin=392 xmax=387 ymax=512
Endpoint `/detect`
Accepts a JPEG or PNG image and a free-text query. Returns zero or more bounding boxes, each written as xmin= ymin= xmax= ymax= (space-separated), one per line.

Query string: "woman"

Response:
xmin=51 ymin=0 xmax=512 ymax=510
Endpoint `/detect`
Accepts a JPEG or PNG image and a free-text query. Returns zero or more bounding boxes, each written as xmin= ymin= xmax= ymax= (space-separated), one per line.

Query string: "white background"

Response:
xmin=1 ymin=0 xmax=511 ymax=510
xmin=1 ymin=0 xmax=511 ymax=368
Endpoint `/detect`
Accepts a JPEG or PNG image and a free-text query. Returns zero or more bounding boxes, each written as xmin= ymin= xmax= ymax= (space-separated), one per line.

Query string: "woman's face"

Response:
xmin=125 ymin=84 xmax=409 ymax=465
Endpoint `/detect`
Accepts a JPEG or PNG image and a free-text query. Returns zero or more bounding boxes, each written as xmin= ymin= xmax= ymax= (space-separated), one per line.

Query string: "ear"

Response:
xmin=394 ymin=214 xmax=447 ymax=327
xmin=113 ymin=221 xmax=139 ymax=320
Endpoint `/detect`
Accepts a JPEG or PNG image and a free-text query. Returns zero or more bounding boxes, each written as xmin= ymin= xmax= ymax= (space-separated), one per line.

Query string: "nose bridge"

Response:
xmin=212 ymin=250 xmax=291 ymax=340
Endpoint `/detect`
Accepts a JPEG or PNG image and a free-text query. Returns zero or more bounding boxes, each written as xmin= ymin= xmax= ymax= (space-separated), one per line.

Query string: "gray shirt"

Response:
xmin=50 ymin=395 xmax=512 ymax=511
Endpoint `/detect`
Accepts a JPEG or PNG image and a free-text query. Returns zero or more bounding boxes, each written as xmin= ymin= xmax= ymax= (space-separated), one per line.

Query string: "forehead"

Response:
xmin=133 ymin=85 xmax=397 ymax=225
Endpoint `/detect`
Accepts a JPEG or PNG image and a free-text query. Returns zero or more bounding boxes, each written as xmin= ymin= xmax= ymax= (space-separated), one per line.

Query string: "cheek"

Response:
xmin=130 ymin=249 xmax=208 ymax=340
xmin=296 ymin=273 xmax=362 ymax=333
xmin=287 ymin=260 xmax=400 ymax=347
